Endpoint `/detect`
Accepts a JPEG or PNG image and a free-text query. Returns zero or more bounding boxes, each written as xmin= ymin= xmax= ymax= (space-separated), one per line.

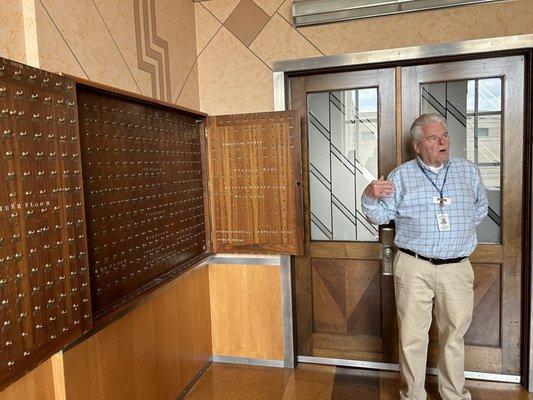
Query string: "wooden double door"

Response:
xmin=290 ymin=56 xmax=525 ymax=376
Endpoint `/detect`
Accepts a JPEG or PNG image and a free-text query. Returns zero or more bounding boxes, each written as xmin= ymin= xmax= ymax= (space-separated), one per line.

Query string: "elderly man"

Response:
xmin=361 ymin=114 xmax=488 ymax=400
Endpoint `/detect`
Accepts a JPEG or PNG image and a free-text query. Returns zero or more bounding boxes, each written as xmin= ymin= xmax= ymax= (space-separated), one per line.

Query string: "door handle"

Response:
xmin=380 ymin=226 xmax=394 ymax=276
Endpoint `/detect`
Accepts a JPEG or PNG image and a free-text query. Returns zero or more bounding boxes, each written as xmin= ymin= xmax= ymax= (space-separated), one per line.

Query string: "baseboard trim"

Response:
xmin=297 ymin=356 xmax=521 ymax=383
xmin=177 ymin=357 xmax=213 ymax=400
xmin=212 ymin=355 xmax=285 ymax=368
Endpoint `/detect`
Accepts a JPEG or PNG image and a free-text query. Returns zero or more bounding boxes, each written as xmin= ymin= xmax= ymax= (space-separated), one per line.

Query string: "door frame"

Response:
xmin=273 ymin=34 xmax=533 ymax=387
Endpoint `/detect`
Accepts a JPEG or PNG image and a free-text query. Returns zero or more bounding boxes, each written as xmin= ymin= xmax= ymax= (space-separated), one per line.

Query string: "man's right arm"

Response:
xmin=360 ymin=172 xmax=399 ymax=225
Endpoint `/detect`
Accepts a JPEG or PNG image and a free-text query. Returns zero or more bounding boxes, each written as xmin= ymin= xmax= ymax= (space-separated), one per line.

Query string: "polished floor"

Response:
xmin=185 ymin=363 xmax=533 ymax=399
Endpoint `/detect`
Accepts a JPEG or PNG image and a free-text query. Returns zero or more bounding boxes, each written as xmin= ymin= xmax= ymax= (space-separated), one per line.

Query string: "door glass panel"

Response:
xmin=421 ymin=78 xmax=502 ymax=243
xmin=307 ymin=89 xmax=379 ymax=242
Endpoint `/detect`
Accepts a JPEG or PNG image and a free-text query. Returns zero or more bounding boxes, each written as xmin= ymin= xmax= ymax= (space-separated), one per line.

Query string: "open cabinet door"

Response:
xmin=206 ymin=111 xmax=303 ymax=255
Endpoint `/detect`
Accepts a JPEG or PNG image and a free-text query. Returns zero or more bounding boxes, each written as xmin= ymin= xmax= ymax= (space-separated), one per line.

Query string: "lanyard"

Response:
xmin=417 ymin=160 xmax=450 ymax=208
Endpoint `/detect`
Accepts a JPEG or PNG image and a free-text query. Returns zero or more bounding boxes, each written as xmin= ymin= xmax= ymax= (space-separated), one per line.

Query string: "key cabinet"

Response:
xmin=0 ymin=57 xmax=303 ymax=389
xmin=0 ymin=58 xmax=92 ymax=388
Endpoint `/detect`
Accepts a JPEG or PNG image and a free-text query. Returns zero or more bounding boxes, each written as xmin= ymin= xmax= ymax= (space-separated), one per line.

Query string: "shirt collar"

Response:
xmin=417 ymin=156 xmax=451 ymax=173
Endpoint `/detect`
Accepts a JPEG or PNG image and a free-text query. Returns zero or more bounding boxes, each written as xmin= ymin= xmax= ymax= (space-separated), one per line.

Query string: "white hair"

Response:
xmin=410 ymin=114 xmax=447 ymax=143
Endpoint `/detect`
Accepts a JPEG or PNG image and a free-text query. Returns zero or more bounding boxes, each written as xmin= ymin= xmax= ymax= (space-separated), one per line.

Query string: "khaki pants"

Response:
xmin=394 ymin=251 xmax=474 ymax=400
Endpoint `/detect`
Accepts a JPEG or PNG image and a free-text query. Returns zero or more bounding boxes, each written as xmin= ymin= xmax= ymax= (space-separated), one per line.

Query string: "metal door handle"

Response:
xmin=380 ymin=226 xmax=394 ymax=276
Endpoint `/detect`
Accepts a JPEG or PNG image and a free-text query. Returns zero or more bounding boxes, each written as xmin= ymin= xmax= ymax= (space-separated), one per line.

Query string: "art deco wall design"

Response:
xmin=0 ymin=0 xmax=200 ymax=110
xmin=194 ymin=0 xmax=533 ymax=115
xmin=133 ymin=0 xmax=172 ymax=102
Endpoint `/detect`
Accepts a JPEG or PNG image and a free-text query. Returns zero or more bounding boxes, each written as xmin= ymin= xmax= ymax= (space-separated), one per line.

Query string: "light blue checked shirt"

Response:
xmin=361 ymin=157 xmax=488 ymax=259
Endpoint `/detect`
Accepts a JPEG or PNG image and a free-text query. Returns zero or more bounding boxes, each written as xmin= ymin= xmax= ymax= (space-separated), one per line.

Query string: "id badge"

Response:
xmin=433 ymin=197 xmax=452 ymax=205
xmin=437 ymin=212 xmax=451 ymax=231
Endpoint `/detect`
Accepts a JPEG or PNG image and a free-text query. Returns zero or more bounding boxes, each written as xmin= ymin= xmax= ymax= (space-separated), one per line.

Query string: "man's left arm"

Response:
xmin=473 ymin=165 xmax=488 ymax=226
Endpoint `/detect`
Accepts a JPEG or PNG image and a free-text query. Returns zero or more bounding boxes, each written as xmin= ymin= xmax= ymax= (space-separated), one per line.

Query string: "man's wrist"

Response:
xmin=361 ymin=192 xmax=378 ymax=207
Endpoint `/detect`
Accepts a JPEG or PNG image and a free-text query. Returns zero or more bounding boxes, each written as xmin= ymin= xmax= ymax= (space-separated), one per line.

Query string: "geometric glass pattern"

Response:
xmin=421 ymin=79 xmax=501 ymax=243
xmin=307 ymin=89 xmax=379 ymax=241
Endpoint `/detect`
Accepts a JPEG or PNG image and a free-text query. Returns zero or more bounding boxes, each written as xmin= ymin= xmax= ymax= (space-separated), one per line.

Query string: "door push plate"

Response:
xmin=380 ymin=227 xmax=394 ymax=276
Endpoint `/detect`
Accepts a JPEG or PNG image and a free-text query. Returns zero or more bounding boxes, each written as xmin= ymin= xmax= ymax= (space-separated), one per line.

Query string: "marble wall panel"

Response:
xmin=196 ymin=0 xmax=533 ymax=115
xmin=153 ymin=0 xmax=197 ymax=104
xmin=198 ymin=27 xmax=273 ymax=114
xmin=0 ymin=0 xmax=27 ymax=64
xmin=195 ymin=3 xmax=222 ymax=56
xmin=253 ymin=0 xmax=285 ymax=16
xmin=249 ymin=13 xmax=321 ymax=68
xmin=0 ymin=0 xmax=200 ymax=108
xmin=300 ymin=0 xmax=533 ymax=55
xmin=37 ymin=0 xmax=139 ymax=92
xmin=203 ymin=0 xmax=241 ymax=23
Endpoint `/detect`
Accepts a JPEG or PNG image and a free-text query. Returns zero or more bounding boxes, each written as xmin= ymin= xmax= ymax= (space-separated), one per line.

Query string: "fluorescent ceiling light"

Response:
xmin=292 ymin=0 xmax=511 ymax=27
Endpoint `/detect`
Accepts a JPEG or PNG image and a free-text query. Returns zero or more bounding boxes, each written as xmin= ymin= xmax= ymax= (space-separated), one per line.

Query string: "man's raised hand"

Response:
xmin=364 ymin=175 xmax=395 ymax=199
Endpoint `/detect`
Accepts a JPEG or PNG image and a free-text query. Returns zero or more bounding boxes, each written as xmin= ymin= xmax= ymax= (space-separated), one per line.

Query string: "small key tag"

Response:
xmin=437 ymin=212 xmax=451 ymax=231
xmin=433 ymin=196 xmax=452 ymax=205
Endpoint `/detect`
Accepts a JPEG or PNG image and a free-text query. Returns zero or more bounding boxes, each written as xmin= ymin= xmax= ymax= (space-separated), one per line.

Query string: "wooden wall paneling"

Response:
xmin=209 ymin=264 xmax=284 ymax=361
xmin=0 ymin=358 xmax=56 ymax=400
xmin=76 ymin=84 xmax=208 ymax=319
xmin=207 ymin=112 xmax=304 ymax=255
xmin=62 ymin=264 xmax=211 ymax=400
xmin=175 ymin=263 xmax=212 ymax=389
xmin=50 ymin=352 xmax=66 ymax=400
xmin=0 ymin=58 xmax=91 ymax=390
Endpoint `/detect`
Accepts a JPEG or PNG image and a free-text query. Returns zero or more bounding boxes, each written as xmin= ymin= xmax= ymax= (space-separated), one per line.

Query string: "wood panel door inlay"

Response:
xmin=312 ymin=259 xmax=381 ymax=337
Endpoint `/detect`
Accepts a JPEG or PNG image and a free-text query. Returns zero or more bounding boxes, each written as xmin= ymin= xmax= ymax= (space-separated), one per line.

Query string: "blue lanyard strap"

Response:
xmin=417 ymin=160 xmax=450 ymax=202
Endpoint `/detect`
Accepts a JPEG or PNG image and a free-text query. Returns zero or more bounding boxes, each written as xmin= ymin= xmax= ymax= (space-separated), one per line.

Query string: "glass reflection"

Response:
xmin=421 ymin=78 xmax=502 ymax=243
xmin=307 ymin=88 xmax=379 ymax=242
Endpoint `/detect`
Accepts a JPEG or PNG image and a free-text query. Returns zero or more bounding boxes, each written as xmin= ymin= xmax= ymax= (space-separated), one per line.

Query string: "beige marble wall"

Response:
xmin=0 ymin=1 xmax=27 ymax=64
xmin=0 ymin=0 xmax=199 ymax=110
xmin=195 ymin=0 xmax=533 ymax=115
